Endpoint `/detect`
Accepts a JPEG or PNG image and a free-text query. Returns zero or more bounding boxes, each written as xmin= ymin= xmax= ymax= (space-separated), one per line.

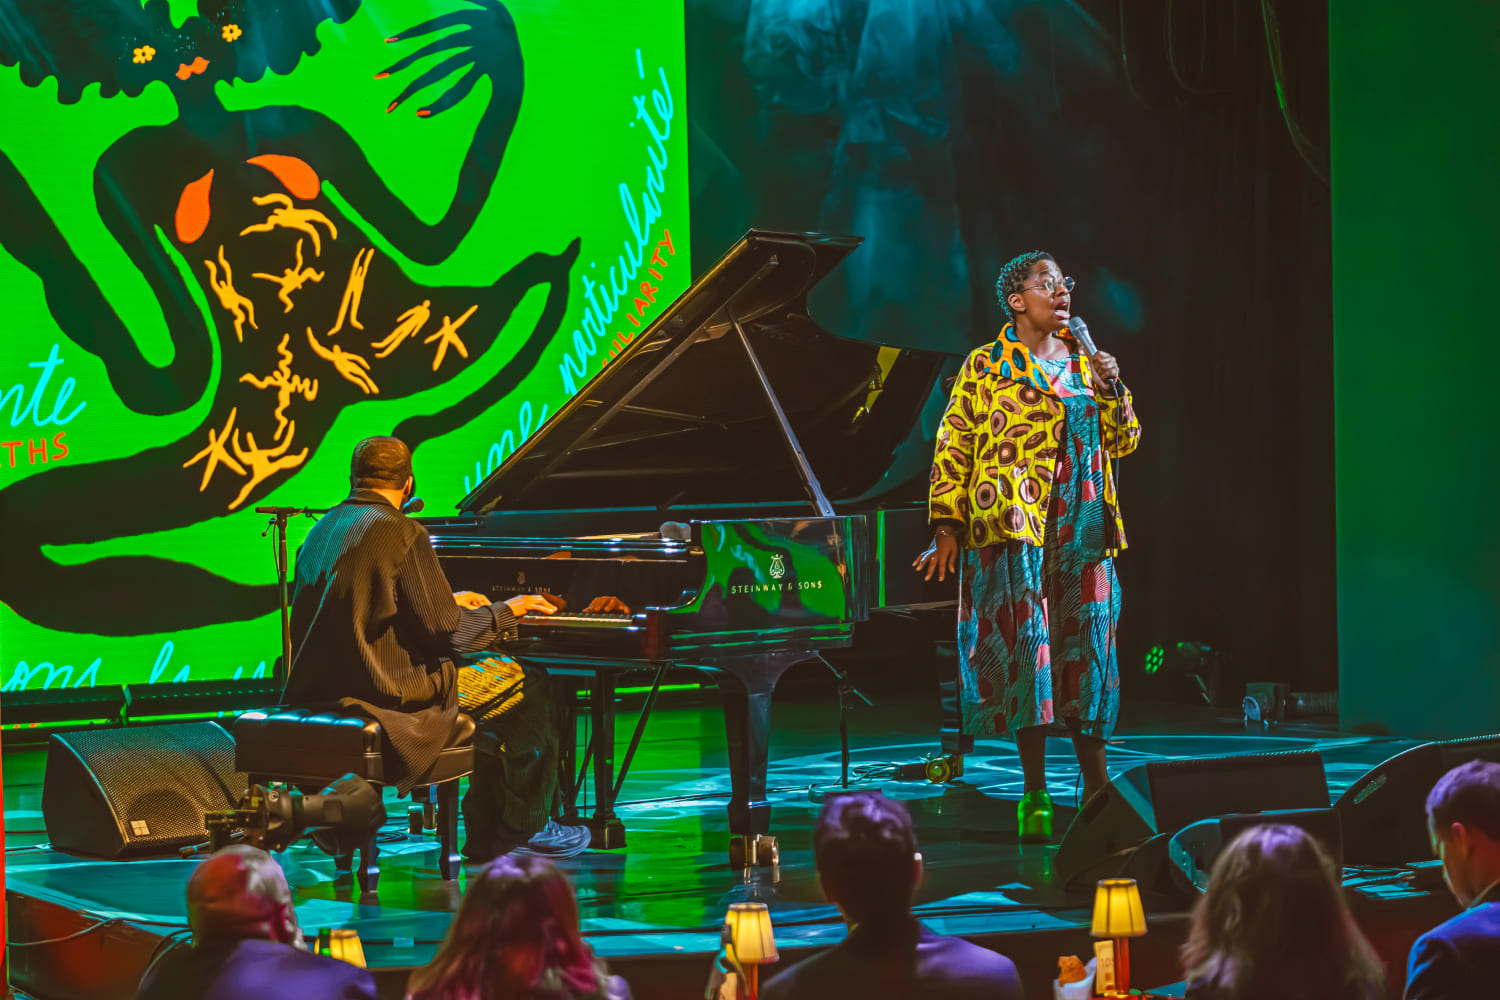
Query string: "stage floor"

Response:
xmin=1 ymin=693 xmax=1455 ymax=999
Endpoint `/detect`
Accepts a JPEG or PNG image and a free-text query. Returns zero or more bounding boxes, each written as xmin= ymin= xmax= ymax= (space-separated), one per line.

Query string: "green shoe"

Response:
xmin=1018 ymin=789 xmax=1054 ymax=842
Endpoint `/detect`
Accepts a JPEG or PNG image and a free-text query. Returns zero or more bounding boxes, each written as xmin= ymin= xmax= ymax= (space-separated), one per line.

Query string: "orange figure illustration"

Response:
xmin=183 ymin=406 xmax=247 ymax=490
xmin=228 ymin=423 xmax=309 ymax=510
xmin=372 ymin=299 xmax=431 ymax=358
xmin=424 ymin=304 xmax=479 ymax=371
xmin=306 ymin=327 xmax=378 ymax=394
xmin=203 ymin=246 xmax=257 ymax=342
xmin=239 ymin=192 xmax=338 ymax=255
xmin=252 ymin=238 xmax=324 ymax=312
xmin=326 ymin=247 xmax=374 ymax=335
xmin=239 ymin=333 xmax=319 ymax=441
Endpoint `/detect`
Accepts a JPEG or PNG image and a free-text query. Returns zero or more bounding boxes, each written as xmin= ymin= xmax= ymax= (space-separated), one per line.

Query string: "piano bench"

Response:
xmin=233 ymin=707 xmax=475 ymax=893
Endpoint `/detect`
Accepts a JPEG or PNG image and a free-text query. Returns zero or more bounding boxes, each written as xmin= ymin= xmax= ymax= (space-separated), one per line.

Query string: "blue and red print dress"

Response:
xmin=956 ymin=352 xmax=1123 ymax=740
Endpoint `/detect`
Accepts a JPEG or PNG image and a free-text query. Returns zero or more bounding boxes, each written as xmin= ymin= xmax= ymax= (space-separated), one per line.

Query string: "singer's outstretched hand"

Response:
xmin=914 ymin=532 xmax=960 ymax=582
xmin=1090 ymin=350 xmax=1121 ymax=395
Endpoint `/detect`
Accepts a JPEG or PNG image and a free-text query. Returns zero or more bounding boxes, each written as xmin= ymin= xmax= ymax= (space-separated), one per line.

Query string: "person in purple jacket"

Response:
xmin=138 ymin=845 xmax=375 ymax=1000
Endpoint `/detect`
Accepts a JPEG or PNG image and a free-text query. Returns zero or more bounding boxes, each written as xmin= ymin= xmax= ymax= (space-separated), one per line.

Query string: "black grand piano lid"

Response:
xmin=457 ymin=229 xmax=949 ymax=516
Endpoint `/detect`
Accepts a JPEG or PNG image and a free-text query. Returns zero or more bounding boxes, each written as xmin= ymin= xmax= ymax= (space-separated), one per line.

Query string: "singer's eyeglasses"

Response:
xmin=1023 ymin=275 xmax=1075 ymax=296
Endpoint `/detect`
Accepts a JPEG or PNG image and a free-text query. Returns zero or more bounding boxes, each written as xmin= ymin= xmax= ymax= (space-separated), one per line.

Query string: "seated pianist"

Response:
xmin=282 ymin=436 xmax=624 ymax=860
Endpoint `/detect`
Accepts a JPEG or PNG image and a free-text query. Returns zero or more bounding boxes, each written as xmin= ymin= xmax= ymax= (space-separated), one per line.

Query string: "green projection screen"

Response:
xmin=1331 ymin=0 xmax=1500 ymax=737
xmin=0 ymin=0 xmax=689 ymax=692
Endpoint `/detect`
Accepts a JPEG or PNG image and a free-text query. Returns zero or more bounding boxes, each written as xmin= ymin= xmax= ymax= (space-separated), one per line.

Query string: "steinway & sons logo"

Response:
xmin=730 ymin=552 xmax=824 ymax=595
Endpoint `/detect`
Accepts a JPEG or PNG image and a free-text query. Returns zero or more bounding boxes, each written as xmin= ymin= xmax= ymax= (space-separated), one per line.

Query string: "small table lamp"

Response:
xmin=725 ymin=902 xmax=779 ymax=999
xmin=1091 ymin=878 xmax=1146 ymax=997
xmin=317 ymin=928 xmax=367 ymax=968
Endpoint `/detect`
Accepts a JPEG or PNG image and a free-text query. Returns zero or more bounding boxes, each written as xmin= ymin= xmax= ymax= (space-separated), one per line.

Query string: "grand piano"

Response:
xmin=422 ymin=230 xmax=956 ymax=864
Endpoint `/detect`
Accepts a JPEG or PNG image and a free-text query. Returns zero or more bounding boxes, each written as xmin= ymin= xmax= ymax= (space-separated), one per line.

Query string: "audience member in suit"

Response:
xmin=406 ymin=853 xmax=630 ymax=1000
xmin=1182 ymin=823 xmax=1386 ymax=1000
xmin=759 ymin=791 xmax=1023 ymax=1000
xmin=1405 ymin=759 xmax=1500 ymax=1000
xmin=138 ymin=845 xmax=375 ymax=1000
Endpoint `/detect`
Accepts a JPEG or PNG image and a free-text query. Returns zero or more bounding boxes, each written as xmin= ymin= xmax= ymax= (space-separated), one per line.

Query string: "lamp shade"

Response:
xmin=1090 ymin=878 xmax=1146 ymax=938
xmin=725 ymin=903 xmax=779 ymax=964
xmin=317 ymin=928 xmax=367 ymax=968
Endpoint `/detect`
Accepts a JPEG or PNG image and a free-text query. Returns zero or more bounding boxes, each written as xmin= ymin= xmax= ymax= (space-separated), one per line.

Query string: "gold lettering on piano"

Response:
xmin=730 ymin=580 xmax=825 ymax=595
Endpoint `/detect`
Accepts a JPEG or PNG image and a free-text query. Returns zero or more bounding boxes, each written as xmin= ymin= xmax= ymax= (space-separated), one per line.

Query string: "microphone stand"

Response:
xmin=255 ymin=506 xmax=330 ymax=686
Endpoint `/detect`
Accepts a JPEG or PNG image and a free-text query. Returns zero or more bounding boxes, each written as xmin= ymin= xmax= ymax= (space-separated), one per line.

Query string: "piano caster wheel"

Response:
xmin=588 ymin=818 xmax=627 ymax=850
xmin=729 ymin=835 xmax=779 ymax=868
xmin=925 ymin=754 xmax=963 ymax=784
xmin=408 ymin=805 xmax=424 ymax=835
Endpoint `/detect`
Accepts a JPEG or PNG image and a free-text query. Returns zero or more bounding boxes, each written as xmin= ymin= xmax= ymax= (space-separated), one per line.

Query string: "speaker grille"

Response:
xmin=44 ymin=722 xmax=247 ymax=858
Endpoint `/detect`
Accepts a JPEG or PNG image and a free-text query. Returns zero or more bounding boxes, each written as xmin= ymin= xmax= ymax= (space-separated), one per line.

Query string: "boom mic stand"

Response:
xmin=255 ymin=506 xmax=330 ymax=685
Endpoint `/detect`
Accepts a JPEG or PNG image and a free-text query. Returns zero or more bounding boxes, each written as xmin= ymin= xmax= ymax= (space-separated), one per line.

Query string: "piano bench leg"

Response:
xmin=334 ymin=851 xmax=353 ymax=873
xmin=436 ymin=779 xmax=461 ymax=880
xmin=587 ymin=817 xmax=626 ymax=850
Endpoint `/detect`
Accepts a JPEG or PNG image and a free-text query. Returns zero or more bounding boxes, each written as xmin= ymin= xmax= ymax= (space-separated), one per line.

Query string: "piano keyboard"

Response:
xmin=521 ymin=612 xmax=638 ymax=630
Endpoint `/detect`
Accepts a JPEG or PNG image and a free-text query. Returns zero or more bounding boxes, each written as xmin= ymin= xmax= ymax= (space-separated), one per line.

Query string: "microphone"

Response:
xmin=1068 ymin=316 xmax=1121 ymax=398
xmin=401 ymin=495 xmax=425 ymax=515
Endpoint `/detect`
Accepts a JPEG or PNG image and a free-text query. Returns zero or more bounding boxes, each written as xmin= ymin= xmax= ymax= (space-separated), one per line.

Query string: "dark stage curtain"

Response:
xmin=687 ymin=0 xmax=1335 ymax=691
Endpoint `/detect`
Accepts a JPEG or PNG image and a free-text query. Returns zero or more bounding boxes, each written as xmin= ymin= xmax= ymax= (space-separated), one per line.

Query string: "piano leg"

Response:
xmin=556 ymin=676 xmax=583 ymax=827
xmin=720 ymin=652 xmax=806 ymax=867
xmin=588 ymin=674 xmax=626 ymax=849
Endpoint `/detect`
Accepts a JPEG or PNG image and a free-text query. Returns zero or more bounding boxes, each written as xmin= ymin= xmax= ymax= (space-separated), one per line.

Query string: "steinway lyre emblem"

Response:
xmin=769 ymin=554 xmax=786 ymax=580
xmin=517 ymin=571 xmax=526 ymax=586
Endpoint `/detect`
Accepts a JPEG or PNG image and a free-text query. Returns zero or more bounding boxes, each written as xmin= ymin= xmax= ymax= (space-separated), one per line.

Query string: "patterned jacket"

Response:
xmin=928 ymin=325 xmax=1142 ymax=552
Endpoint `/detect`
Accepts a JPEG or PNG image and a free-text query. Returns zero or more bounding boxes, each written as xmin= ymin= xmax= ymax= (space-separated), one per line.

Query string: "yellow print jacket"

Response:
xmin=928 ymin=328 xmax=1141 ymax=552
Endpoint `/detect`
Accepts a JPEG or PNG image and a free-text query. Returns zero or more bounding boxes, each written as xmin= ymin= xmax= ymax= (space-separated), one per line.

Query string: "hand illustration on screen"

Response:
xmin=381 ymin=0 xmax=521 ymax=119
xmin=0 ymin=0 xmax=581 ymax=636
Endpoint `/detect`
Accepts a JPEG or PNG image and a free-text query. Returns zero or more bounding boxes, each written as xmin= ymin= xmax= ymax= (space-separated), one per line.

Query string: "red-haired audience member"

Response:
xmin=138 ymin=845 xmax=376 ymax=1000
xmin=407 ymin=854 xmax=629 ymax=1000
xmin=1182 ymin=824 xmax=1385 ymax=1000
xmin=1405 ymin=759 xmax=1500 ymax=1000
xmin=761 ymin=792 xmax=1022 ymax=1000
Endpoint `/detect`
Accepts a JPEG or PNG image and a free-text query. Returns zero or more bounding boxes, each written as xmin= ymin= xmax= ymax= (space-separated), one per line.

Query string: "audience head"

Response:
xmin=186 ymin=845 xmax=303 ymax=948
xmin=1426 ymin=758 xmax=1500 ymax=907
xmin=1183 ymin=824 xmax=1383 ymax=1000
xmin=813 ymin=792 xmax=921 ymax=927
xmin=407 ymin=854 xmax=602 ymax=1000
xmin=350 ymin=436 xmax=413 ymax=496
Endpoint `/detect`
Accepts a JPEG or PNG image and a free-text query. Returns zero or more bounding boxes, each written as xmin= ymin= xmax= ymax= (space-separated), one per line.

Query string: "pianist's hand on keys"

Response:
xmin=453 ymin=590 xmax=490 ymax=609
xmin=505 ymin=594 xmax=558 ymax=616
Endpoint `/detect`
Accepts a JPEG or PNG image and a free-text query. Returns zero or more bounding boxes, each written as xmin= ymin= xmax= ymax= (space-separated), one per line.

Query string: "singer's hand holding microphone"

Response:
xmin=1068 ymin=316 xmax=1123 ymax=398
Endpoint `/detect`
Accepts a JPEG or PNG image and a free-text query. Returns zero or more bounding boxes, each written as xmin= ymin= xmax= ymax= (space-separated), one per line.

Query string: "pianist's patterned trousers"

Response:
xmin=458 ymin=653 xmax=563 ymax=858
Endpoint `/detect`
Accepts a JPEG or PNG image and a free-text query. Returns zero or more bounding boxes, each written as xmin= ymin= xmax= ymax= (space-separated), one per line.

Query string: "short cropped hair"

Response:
xmin=351 ymin=436 xmax=412 ymax=490
xmin=996 ymin=251 xmax=1055 ymax=321
xmin=187 ymin=845 xmax=298 ymax=944
xmin=1427 ymin=759 xmax=1500 ymax=841
xmin=813 ymin=792 xmax=918 ymax=924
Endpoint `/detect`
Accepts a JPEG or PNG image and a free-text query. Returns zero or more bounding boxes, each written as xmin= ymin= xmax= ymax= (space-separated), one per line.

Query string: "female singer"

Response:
xmin=915 ymin=251 xmax=1141 ymax=840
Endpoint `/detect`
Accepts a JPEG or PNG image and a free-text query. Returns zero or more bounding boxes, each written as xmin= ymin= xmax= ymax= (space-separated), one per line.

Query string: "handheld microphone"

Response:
xmin=401 ymin=495 xmax=425 ymax=515
xmin=1068 ymin=316 xmax=1121 ymax=399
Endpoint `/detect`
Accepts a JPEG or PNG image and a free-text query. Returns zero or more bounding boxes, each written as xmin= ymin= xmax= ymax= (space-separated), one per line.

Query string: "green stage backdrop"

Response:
xmin=1331 ymin=0 xmax=1500 ymax=735
xmin=0 ymin=0 xmax=689 ymax=691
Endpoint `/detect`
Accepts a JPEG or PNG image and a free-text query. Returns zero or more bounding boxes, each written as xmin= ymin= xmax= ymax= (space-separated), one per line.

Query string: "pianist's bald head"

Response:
xmin=351 ymin=436 xmax=413 ymax=492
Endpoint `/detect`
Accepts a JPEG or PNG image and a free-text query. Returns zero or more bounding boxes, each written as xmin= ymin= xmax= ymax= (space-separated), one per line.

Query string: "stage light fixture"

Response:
xmin=203 ymin=773 xmax=386 ymax=856
xmin=1141 ymin=640 xmax=1221 ymax=704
